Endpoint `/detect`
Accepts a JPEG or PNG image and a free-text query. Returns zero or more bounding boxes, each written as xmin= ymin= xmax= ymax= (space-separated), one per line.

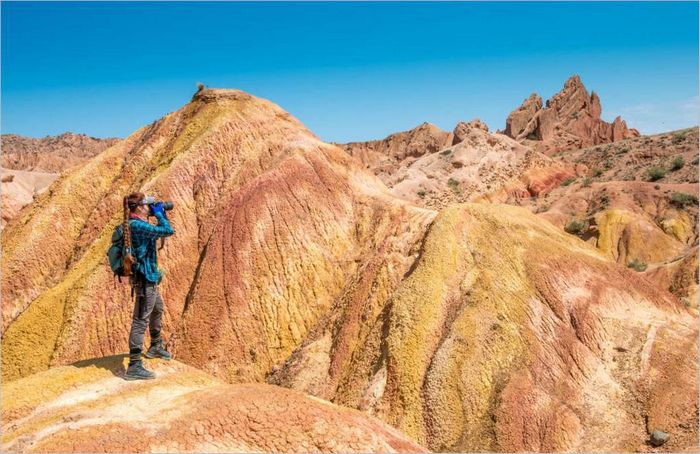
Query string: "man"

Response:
xmin=124 ymin=192 xmax=175 ymax=380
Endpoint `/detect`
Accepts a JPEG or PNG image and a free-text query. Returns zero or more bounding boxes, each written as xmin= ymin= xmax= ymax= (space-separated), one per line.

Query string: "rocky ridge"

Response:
xmin=503 ymin=75 xmax=639 ymax=153
xmin=515 ymin=128 xmax=699 ymax=308
xmin=1 ymin=133 xmax=120 ymax=173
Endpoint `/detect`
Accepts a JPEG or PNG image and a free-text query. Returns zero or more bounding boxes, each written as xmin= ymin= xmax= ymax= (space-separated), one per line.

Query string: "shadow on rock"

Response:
xmin=71 ymin=354 xmax=128 ymax=378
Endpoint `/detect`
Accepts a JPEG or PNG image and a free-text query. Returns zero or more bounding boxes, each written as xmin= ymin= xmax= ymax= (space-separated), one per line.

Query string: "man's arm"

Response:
xmin=130 ymin=212 xmax=174 ymax=239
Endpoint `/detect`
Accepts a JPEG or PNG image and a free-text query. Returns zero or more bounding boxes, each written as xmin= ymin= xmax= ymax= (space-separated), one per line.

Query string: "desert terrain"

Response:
xmin=1 ymin=77 xmax=697 ymax=452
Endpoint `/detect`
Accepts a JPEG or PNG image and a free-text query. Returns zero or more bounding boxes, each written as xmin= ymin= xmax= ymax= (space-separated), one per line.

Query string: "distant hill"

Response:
xmin=1 ymin=132 xmax=120 ymax=173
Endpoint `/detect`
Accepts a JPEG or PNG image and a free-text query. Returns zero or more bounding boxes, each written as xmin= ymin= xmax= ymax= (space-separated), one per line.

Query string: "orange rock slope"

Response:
xmin=519 ymin=129 xmax=699 ymax=307
xmin=2 ymin=87 xmax=697 ymax=453
xmin=1 ymin=167 xmax=59 ymax=230
xmin=2 ymin=88 xmax=434 ymax=385
xmin=1 ymin=356 xmax=425 ymax=453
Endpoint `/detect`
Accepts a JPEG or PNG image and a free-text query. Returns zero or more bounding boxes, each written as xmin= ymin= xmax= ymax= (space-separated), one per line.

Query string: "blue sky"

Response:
xmin=2 ymin=1 xmax=698 ymax=142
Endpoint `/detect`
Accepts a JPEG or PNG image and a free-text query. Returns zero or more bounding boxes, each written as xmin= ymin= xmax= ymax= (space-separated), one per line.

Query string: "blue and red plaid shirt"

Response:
xmin=128 ymin=212 xmax=174 ymax=283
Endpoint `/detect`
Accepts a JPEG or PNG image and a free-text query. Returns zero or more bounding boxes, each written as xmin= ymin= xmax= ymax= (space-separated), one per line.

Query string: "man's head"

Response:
xmin=126 ymin=192 xmax=149 ymax=217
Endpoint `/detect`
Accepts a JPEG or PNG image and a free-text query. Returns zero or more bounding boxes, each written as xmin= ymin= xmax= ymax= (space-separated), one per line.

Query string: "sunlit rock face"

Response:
xmin=1 ymin=356 xmax=426 ymax=453
xmin=1 ymin=88 xmax=434 ymax=385
xmin=271 ymin=202 xmax=697 ymax=452
xmin=2 ymin=87 xmax=696 ymax=453
xmin=503 ymin=75 xmax=639 ymax=153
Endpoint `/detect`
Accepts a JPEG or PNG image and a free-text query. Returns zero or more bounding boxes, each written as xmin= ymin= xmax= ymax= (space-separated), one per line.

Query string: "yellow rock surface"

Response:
xmin=274 ymin=203 xmax=698 ymax=452
xmin=2 ymin=356 xmax=425 ymax=453
xmin=595 ymin=208 xmax=684 ymax=265
xmin=2 ymin=89 xmax=434 ymax=385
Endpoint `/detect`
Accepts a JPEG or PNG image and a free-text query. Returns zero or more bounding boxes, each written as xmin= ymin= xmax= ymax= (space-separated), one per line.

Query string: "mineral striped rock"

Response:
xmin=1 ymin=88 xmax=434 ymax=385
xmin=2 ymin=87 xmax=697 ymax=453
xmin=521 ymin=130 xmax=699 ymax=307
xmin=0 ymin=167 xmax=59 ymax=230
xmin=270 ymin=203 xmax=698 ymax=452
xmin=1 ymin=356 xmax=425 ymax=453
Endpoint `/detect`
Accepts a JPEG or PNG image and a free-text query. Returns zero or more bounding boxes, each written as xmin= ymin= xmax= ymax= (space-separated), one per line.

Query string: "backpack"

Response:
xmin=107 ymin=219 xmax=136 ymax=281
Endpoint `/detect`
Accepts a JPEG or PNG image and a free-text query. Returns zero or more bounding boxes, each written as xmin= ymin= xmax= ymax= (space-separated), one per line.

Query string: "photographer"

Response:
xmin=124 ymin=192 xmax=175 ymax=380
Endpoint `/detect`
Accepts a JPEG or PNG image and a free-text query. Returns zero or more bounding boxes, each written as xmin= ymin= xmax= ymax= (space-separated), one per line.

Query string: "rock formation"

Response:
xmin=452 ymin=118 xmax=489 ymax=144
xmin=2 ymin=356 xmax=425 ymax=453
xmin=343 ymin=119 xmax=574 ymax=210
xmin=337 ymin=118 xmax=577 ymax=210
xmin=2 ymin=88 xmax=697 ymax=453
xmin=269 ymin=203 xmax=697 ymax=452
xmin=503 ymin=75 xmax=640 ymax=153
xmin=520 ymin=128 xmax=699 ymax=307
xmin=1 ymin=89 xmax=434 ymax=386
xmin=1 ymin=133 xmax=119 ymax=228
xmin=1 ymin=133 xmax=120 ymax=173
xmin=338 ymin=122 xmax=453 ymax=182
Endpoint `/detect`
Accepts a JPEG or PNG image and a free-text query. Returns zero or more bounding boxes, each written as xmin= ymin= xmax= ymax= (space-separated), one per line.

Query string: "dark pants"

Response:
xmin=128 ymin=273 xmax=164 ymax=363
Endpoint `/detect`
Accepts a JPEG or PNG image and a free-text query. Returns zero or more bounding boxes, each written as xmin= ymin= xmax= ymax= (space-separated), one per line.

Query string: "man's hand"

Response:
xmin=149 ymin=202 xmax=166 ymax=217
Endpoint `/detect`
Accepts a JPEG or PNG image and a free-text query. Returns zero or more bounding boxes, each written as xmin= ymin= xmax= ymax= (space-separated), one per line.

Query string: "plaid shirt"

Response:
xmin=128 ymin=212 xmax=174 ymax=283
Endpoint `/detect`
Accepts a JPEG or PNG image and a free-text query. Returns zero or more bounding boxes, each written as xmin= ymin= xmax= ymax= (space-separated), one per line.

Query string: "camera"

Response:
xmin=141 ymin=195 xmax=174 ymax=213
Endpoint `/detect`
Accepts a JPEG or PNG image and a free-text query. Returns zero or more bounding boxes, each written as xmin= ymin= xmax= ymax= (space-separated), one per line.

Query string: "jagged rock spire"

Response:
xmin=503 ymin=75 xmax=639 ymax=153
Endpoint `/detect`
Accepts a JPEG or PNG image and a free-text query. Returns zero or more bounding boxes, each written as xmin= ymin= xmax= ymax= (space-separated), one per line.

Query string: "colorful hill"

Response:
xmin=2 ymin=86 xmax=696 ymax=453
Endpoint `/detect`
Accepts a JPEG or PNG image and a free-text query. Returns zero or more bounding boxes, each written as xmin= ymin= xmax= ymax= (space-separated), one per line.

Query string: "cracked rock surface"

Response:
xmin=1 ymin=356 xmax=425 ymax=453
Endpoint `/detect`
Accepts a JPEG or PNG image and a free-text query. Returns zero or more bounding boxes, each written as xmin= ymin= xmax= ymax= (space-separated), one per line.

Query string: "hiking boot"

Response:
xmin=124 ymin=360 xmax=156 ymax=380
xmin=144 ymin=341 xmax=172 ymax=360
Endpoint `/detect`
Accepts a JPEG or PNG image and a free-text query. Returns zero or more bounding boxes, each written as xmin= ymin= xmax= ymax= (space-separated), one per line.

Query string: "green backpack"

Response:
xmin=107 ymin=219 xmax=136 ymax=281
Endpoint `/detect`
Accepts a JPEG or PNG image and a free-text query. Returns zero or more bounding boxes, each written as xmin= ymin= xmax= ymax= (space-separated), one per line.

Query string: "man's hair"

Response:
xmin=126 ymin=192 xmax=145 ymax=212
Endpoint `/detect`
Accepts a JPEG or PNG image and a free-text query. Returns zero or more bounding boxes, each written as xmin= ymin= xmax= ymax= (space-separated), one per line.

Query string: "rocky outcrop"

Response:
xmin=504 ymin=93 xmax=543 ymax=139
xmin=452 ymin=119 xmax=489 ymax=144
xmin=338 ymin=118 xmax=576 ymax=209
xmin=1 ymin=356 xmax=425 ymax=453
xmin=378 ymin=121 xmax=573 ymax=209
xmin=338 ymin=122 xmax=453 ymax=182
xmin=1 ymin=133 xmax=120 ymax=172
xmin=270 ymin=203 xmax=698 ymax=452
xmin=519 ymin=129 xmax=699 ymax=303
xmin=503 ymin=75 xmax=640 ymax=153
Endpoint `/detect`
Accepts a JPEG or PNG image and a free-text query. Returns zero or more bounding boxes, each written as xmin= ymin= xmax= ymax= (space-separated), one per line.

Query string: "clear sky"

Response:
xmin=2 ymin=1 xmax=698 ymax=142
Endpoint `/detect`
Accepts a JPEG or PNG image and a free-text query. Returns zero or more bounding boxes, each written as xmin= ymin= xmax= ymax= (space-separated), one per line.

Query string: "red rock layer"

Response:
xmin=504 ymin=75 xmax=640 ymax=153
